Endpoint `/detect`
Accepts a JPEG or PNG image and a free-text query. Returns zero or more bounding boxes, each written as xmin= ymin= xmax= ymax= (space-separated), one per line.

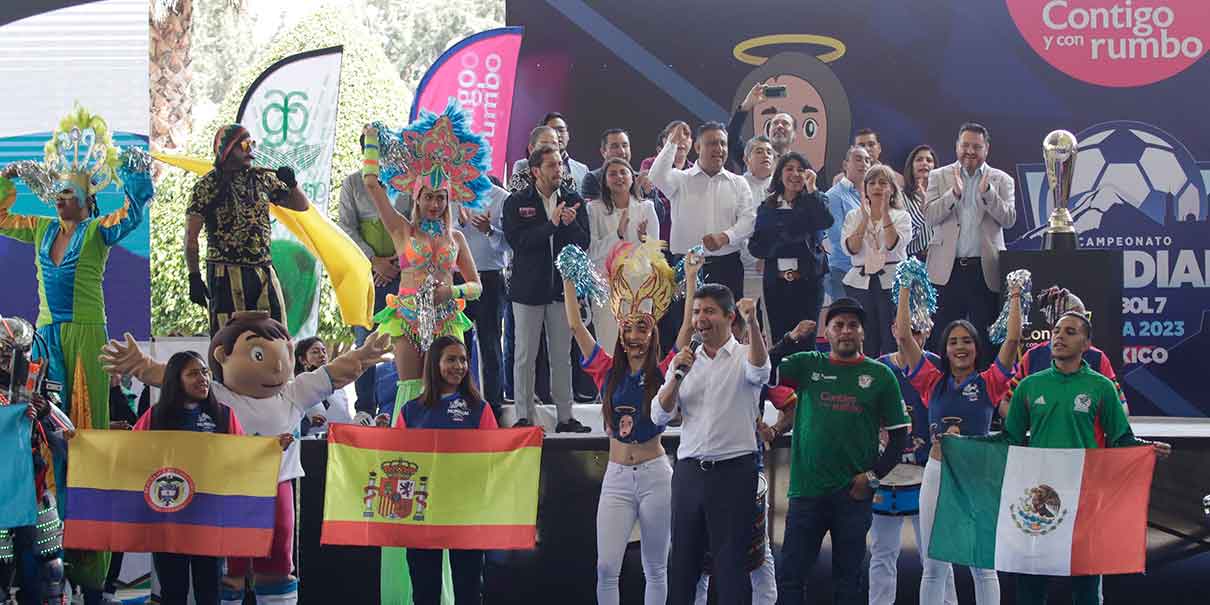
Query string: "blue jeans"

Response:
xmin=352 ymin=277 xmax=398 ymax=414
xmin=776 ymin=488 xmax=872 ymax=605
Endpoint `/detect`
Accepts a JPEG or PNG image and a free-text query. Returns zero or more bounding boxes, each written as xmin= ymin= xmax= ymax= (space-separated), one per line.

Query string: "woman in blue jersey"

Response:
xmin=561 ymin=240 xmax=676 ymax=605
xmin=871 ymin=324 xmax=956 ymax=605
xmin=393 ymin=335 xmax=496 ymax=605
xmin=132 ymin=351 xmax=244 ymax=605
xmin=892 ymin=280 xmax=1023 ymax=605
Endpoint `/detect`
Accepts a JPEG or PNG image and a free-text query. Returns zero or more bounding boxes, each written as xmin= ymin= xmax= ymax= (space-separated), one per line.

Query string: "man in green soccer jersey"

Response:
xmin=991 ymin=311 xmax=1170 ymax=604
xmin=765 ymin=297 xmax=911 ymax=604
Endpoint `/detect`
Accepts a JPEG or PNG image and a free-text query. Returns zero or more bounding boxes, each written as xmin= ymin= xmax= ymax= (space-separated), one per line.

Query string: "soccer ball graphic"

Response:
xmin=1023 ymin=121 xmax=1206 ymax=238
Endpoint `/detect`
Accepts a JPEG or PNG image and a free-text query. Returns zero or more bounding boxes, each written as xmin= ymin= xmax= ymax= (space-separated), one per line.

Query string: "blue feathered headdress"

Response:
xmin=372 ymin=99 xmax=491 ymax=211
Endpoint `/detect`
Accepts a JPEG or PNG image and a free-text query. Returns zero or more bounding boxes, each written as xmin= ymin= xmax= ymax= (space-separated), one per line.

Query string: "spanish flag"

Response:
xmin=64 ymin=430 xmax=282 ymax=557
xmin=322 ymin=425 xmax=542 ymax=549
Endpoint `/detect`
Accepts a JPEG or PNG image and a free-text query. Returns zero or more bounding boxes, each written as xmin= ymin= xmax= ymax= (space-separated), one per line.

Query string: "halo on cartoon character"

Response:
xmin=730 ymin=40 xmax=852 ymax=183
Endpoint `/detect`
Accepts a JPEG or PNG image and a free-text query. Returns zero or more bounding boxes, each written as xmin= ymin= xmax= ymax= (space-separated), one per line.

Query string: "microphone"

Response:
xmin=674 ymin=333 xmax=703 ymax=381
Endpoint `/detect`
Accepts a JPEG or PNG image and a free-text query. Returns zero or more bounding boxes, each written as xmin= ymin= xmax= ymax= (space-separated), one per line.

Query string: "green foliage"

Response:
xmin=191 ymin=0 xmax=255 ymax=108
xmin=150 ymin=7 xmax=410 ymax=341
xmin=359 ymin=0 xmax=506 ymax=92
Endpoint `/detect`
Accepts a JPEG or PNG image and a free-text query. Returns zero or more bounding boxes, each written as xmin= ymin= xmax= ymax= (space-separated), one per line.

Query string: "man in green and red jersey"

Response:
xmin=990 ymin=311 xmax=1170 ymax=604
xmin=764 ymin=297 xmax=910 ymax=604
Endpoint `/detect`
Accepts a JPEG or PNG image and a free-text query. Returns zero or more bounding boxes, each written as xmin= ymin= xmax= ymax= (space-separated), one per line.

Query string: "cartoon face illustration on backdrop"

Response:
xmin=731 ymin=47 xmax=852 ymax=183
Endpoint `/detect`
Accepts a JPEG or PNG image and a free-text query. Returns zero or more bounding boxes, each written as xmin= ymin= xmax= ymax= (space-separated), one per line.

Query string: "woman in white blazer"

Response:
xmin=587 ymin=158 xmax=661 ymax=349
xmin=841 ymin=164 xmax=913 ymax=356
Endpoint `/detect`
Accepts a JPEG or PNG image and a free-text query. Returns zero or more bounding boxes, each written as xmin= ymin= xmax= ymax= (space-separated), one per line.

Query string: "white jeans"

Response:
xmin=693 ymin=543 xmax=776 ymax=605
xmin=694 ymin=487 xmax=776 ymax=605
xmin=919 ymin=458 xmax=1000 ymax=604
xmin=512 ymin=301 xmax=573 ymax=422
xmin=869 ymin=512 xmax=956 ymax=604
xmin=597 ymin=456 xmax=673 ymax=605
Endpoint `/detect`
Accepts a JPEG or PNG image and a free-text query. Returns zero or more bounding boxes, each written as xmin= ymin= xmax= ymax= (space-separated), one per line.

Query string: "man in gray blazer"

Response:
xmin=923 ymin=122 xmax=1016 ymax=360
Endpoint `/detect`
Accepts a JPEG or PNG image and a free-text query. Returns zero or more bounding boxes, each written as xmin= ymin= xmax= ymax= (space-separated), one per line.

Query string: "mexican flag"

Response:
xmin=930 ymin=438 xmax=1155 ymax=576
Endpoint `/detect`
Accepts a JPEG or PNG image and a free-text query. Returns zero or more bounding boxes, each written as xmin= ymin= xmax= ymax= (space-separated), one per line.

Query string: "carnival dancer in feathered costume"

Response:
xmin=0 ymin=104 xmax=152 ymax=600
xmin=557 ymin=240 xmax=678 ymax=605
xmin=360 ymin=99 xmax=490 ymax=423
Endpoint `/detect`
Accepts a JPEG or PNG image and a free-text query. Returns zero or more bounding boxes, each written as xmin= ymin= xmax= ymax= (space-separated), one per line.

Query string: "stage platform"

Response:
xmin=292 ymin=414 xmax=1210 ymax=604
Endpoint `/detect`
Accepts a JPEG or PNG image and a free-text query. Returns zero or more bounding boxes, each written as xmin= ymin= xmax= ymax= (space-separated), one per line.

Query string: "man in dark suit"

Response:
xmin=502 ymin=144 xmax=592 ymax=432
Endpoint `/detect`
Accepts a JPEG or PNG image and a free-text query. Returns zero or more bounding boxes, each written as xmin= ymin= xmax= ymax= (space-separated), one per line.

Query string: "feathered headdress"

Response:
xmin=371 ymin=99 xmax=491 ymax=212
xmin=605 ymin=240 xmax=675 ymax=326
xmin=7 ymin=104 xmax=148 ymax=209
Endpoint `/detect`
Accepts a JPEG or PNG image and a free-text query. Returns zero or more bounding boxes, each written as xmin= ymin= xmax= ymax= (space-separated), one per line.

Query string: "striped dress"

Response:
xmin=903 ymin=190 xmax=932 ymax=257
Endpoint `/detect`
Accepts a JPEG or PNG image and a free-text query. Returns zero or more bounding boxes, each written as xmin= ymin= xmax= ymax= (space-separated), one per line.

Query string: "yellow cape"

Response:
xmin=154 ymin=153 xmax=374 ymax=328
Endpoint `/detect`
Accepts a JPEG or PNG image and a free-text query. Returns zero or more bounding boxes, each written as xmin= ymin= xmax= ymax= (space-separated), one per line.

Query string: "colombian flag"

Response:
xmin=322 ymin=425 xmax=542 ymax=549
xmin=64 ymin=430 xmax=282 ymax=557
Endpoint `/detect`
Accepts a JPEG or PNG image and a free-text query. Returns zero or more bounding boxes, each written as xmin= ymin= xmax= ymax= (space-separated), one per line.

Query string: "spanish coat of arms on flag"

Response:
xmin=322 ymin=424 xmax=542 ymax=550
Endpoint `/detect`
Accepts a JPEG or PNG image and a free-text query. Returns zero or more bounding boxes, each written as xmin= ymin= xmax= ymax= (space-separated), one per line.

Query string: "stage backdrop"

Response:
xmin=0 ymin=0 xmax=150 ymax=339
xmin=506 ymin=0 xmax=1210 ymax=417
xmin=236 ymin=46 xmax=344 ymax=339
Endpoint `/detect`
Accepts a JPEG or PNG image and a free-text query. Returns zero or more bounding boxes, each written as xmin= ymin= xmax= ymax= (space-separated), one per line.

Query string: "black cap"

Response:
xmin=825 ymin=297 xmax=866 ymax=325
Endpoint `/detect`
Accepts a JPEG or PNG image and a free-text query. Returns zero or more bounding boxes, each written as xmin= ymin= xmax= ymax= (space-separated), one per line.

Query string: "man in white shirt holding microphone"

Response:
xmin=653 ymin=280 xmax=770 ymax=605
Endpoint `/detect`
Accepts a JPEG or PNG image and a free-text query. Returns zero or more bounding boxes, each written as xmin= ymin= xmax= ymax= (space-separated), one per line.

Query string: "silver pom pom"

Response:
xmin=989 ymin=269 xmax=1033 ymax=344
xmin=414 ymin=274 xmax=440 ymax=352
xmin=10 ymin=161 xmax=56 ymax=202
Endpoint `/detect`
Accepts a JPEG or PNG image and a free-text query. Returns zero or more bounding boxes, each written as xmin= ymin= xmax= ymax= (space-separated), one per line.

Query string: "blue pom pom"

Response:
xmin=673 ymin=245 xmax=706 ymax=300
xmin=892 ymin=258 xmax=937 ymax=332
xmin=555 ymin=245 xmax=609 ymax=306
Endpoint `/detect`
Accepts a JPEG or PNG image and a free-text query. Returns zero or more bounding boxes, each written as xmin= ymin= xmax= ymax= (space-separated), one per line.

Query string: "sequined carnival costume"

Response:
xmin=365 ymin=102 xmax=491 ymax=350
xmin=362 ymin=100 xmax=491 ymax=604
xmin=0 ymin=105 xmax=153 ymax=592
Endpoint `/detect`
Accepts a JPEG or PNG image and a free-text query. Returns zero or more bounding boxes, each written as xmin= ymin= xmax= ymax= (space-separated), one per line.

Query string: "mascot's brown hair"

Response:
xmin=208 ymin=311 xmax=290 ymax=383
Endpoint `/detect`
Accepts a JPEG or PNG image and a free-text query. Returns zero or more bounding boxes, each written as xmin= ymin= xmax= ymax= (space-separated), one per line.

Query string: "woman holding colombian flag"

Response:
xmin=891 ymin=271 xmax=1024 ymax=605
xmin=560 ymin=239 xmax=676 ymax=605
xmin=131 ymin=351 xmax=248 ymax=605
xmin=393 ymin=335 xmax=496 ymax=604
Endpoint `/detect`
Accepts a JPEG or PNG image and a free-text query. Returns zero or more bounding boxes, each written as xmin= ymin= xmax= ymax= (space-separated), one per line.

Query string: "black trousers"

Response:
xmin=845 ymin=284 xmax=896 ymax=357
xmin=764 ymin=274 xmax=822 ymax=344
xmin=668 ymin=454 xmax=758 ymax=605
xmin=204 ymin=261 xmax=286 ymax=337
xmin=465 ymin=270 xmax=505 ymax=415
xmin=701 ymin=252 xmax=744 ymax=299
xmin=104 ymin=551 xmax=123 ymax=594
xmin=152 ymin=553 xmax=220 ymax=605
xmin=930 ymin=258 xmax=1000 ymax=366
xmin=407 ymin=548 xmax=484 ymax=605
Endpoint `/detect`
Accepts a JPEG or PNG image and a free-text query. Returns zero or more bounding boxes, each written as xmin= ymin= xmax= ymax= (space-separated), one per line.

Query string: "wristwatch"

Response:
xmin=865 ymin=470 xmax=880 ymax=489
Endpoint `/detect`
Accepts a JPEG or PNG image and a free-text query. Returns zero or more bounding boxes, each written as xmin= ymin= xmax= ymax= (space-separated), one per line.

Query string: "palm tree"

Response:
xmin=149 ymin=0 xmax=194 ymax=164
